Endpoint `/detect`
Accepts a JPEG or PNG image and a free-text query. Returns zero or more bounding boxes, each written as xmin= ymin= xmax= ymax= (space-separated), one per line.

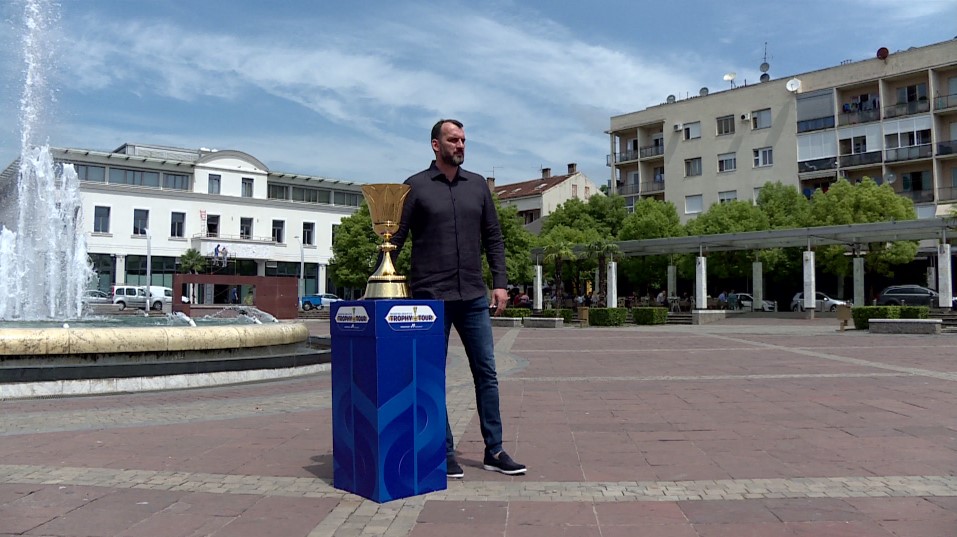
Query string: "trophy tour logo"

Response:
xmin=335 ymin=306 xmax=370 ymax=330
xmin=385 ymin=304 xmax=436 ymax=331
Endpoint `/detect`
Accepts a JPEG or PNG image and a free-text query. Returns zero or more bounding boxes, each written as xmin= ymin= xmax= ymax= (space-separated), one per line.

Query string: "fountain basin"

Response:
xmin=0 ymin=323 xmax=328 ymax=399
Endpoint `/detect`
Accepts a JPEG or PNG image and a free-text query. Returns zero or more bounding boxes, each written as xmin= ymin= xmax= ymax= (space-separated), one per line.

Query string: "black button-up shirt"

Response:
xmin=391 ymin=161 xmax=507 ymax=301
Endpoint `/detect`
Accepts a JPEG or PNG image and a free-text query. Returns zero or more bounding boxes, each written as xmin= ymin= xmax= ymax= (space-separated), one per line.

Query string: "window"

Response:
xmin=572 ymin=184 xmax=579 ymax=198
xmin=718 ymin=190 xmax=737 ymax=203
xmin=206 ymin=215 xmax=219 ymax=237
xmin=333 ymin=191 xmax=362 ymax=206
xmin=240 ymin=217 xmax=253 ymax=240
xmin=208 ymin=174 xmax=221 ymax=194
xmin=839 ymin=135 xmax=868 ymax=155
xmin=683 ymin=121 xmax=701 ymax=140
xmin=75 ymin=164 xmax=105 ymax=182
xmin=896 ymin=83 xmax=927 ymax=104
xmin=753 ymin=187 xmax=763 ymax=202
xmin=133 ymin=209 xmax=149 ymax=235
xmin=292 ymin=186 xmax=319 ymax=203
xmin=109 ymin=168 xmax=160 ymax=187
xmin=302 ymin=222 xmax=315 ymax=246
xmin=952 ymin=168 xmax=957 ymax=188
xmin=753 ymin=147 xmax=773 ymax=167
xmin=584 ymin=186 xmax=590 ymax=197
xmin=717 ymin=152 xmax=736 ymax=172
xmin=902 ymin=171 xmax=931 ymax=192
xmin=884 ymin=128 xmax=932 ymax=149
xmin=272 ymin=220 xmax=285 ymax=243
xmin=93 ymin=206 xmax=110 ymax=233
xmin=685 ymin=194 xmax=703 ymax=214
xmin=684 ymin=157 xmax=702 ymax=177
xmin=268 ymin=183 xmax=289 ymax=200
xmin=241 ymin=178 xmax=253 ymax=198
xmin=716 ymin=115 xmax=735 ymax=136
xmin=170 ymin=212 xmax=185 ymax=238
xmin=751 ymin=108 xmax=772 ymax=129
xmin=163 ymin=173 xmax=189 ymax=190
xmin=653 ymin=166 xmax=664 ymax=182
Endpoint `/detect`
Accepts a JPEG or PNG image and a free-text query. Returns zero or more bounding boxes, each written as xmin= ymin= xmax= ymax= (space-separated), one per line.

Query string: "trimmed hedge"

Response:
xmin=501 ymin=307 xmax=531 ymax=318
xmin=588 ymin=308 xmax=628 ymax=326
xmin=900 ymin=305 xmax=929 ymax=319
xmin=632 ymin=307 xmax=669 ymax=325
xmin=851 ymin=306 xmax=898 ymax=330
xmin=541 ymin=308 xmax=574 ymax=323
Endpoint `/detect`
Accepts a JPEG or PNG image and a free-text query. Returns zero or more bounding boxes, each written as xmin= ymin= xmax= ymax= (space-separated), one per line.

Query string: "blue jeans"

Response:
xmin=443 ymin=296 xmax=503 ymax=457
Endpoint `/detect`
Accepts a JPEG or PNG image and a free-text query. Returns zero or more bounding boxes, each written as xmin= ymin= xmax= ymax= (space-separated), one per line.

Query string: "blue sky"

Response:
xmin=1 ymin=0 xmax=955 ymax=187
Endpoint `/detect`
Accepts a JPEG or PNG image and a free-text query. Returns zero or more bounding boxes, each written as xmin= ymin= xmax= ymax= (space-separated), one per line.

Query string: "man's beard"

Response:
xmin=440 ymin=148 xmax=464 ymax=167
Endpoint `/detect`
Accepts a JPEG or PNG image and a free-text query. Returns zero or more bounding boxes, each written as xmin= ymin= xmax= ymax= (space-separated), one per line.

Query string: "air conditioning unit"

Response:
xmin=673 ymin=123 xmax=683 ymax=132
xmin=740 ymin=113 xmax=751 ymax=122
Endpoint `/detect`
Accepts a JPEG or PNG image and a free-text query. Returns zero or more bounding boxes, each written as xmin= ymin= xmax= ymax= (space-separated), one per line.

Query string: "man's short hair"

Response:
xmin=431 ymin=119 xmax=464 ymax=142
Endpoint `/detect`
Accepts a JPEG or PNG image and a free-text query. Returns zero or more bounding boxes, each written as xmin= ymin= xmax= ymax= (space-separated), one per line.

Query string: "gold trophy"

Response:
xmin=362 ymin=184 xmax=411 ymax=299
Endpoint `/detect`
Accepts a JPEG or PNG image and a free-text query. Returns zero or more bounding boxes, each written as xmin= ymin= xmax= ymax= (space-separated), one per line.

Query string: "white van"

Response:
xmin=112 ymin=285 xmax=172 ymax=311
xmin=145 ymin=286 xmax=173 ymax=311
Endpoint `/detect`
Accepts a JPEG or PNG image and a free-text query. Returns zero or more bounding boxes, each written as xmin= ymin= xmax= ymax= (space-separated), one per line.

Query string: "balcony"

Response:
xmin=798 ymin=157 xmax=837 ymax=173
xmin=797 ymin=115 xmax=835 ymax=133
xmin=883 ymin=99 xmax=930 ymax=119
xmin=639 ymin=145 xmax=664 ymax=159
xmin=885 ymin=144 xmax=933 ymax=163
xmin=896 ymin=189 xmax=934 ymax=204
xmin=938 ymin=186 xmax=957 ymax=202
xmin=936 ymin=93 xmax=957 ymax=111
xmin=607 ymin=148 xmax=640 ymax=165
xmin=616 ymin=183 xmax=642 ymax=196
xmin=839 ymin=151 xmax=882 ymax=167
xmin=639 ymin=179 xmax=665 ymax=193
xmin=838 ymin=108 xmax=880 ymax=126
xmin=938 ymin=140 xmax=957 ymax=156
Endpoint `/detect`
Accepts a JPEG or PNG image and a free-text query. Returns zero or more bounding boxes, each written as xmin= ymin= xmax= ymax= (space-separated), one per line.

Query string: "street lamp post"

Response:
xmin=144 ymin=228 xmax=152 ymax=301
xmin=294 ymin=236 xmax=304 ymax=311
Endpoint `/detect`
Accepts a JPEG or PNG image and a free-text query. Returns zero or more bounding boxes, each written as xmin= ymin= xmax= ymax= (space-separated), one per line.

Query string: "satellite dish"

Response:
xmin=884 ymin=172 xmax=896 ymax=185
xmin=877 ymin=47 xmax=889 ymax=60
xmin=699 ymin=87 xmax=709 ymax=96
xmin=666 ymin=94 xmax=676 ymax=103
xmin=723 ymin=72 xmax=736 ymax=81
xmin=759 ymin=62 xmax=770 ymax=73
xmin=786 ymin=78 xmax=802 ymax=92
xmin=760 ymin=73 xmax=770 ymax=82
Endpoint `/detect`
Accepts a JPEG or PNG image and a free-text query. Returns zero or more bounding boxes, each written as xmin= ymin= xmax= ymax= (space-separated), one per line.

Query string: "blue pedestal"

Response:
xmin=330 ymin=300 xmax=447 ymax=503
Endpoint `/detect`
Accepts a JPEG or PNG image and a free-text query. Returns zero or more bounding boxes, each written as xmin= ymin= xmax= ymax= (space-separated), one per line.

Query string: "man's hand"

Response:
xmin=490 ymin=288 xmax=509 ymax=316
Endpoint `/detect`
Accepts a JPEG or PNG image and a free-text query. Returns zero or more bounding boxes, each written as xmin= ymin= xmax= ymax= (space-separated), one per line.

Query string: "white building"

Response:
xmin=1 ymin=143 xmax=363 ymax=297
xmin=492 ymin=163 xmax=604 ymax=231
xmin=608 ymin=39 xmax=957 ymax=221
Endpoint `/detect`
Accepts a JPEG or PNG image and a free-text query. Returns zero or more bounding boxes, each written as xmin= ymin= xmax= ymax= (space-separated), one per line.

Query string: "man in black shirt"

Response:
xmin=391 ymin=119 xmax=526 ymax=478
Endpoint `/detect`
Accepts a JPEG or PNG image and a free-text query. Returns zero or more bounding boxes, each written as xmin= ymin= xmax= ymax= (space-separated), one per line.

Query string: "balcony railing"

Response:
xmin=938 ymin=186 xmax=957 ymax=202
xmin=936 ymin=93 xmax=957 ymax=111
xmin=639 ymin=145 xmax=664 ymax=159
xmin=797 ymin=115 xmax=835 ymax=133
xmin=938 ymin=140 xmax=957 ymax=156
xmin=883 ymin=99 xmax=930 ymax=119
xmin=798 ymin=157 xmax=837 ymax=173
xmin=616 ymin=183 xmax=642 ymax=196
xmin=838 ymin=108 xmax=880 ymax=126
xmin=639 ymin=180 xmax=665 ymax=193
xmin=885 ymin=144 xmax=933 ymax=162
xmin=839 ymin=151 xmax=882 ymax=167
xmin=896 ymin=189 xmax=935 ymax=204
xmin=607 ymin=148 xmax=641 ymax=165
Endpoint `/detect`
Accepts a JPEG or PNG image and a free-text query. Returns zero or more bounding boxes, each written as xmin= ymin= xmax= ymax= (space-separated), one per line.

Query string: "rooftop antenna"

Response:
xmin=759 ymin=42 xmax=771 ymax=82
xmin=723 ymin=72 xmax=736 ymax=89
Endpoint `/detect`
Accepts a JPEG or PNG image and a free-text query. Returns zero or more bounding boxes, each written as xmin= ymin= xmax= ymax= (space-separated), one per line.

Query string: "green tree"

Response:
xmin=585 ymin=237 xmax=620 ymax=305
xmin=540 ymin=198 xmax=597 ymax=235
xmin=808 ymin=177 xmax=917 ymax=279
xmin=330 ymin=203 xmax=411 ymax=290
xmin=617 ymin=198 xmax=684 ymax=295
xmin=586 ymin=193 xmax=629 ymax=239
xmin=178 ymin=248 xmax=207 ymax=273
xmin=483 ymin=199 xmax=535 ymax=287
xmin=756 ymin=181 xmax=811 ymax=229
xmin=683 ymin=200 xmax=770 ymax=280
xmin=539 ymin=225 xmax=591 ymax=306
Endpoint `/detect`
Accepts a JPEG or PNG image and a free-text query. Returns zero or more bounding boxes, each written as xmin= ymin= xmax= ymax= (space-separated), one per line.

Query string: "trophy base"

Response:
xmin=363 ymin=279 xmax=410 ymax=300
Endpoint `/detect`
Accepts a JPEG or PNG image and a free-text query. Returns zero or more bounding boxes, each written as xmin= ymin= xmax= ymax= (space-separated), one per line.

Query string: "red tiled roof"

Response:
xmin=494 ymin=173 xmax=573 ymax=200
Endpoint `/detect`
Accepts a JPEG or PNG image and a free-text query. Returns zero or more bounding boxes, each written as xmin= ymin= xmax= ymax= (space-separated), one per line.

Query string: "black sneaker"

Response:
xmin=483 ymin=450 xmax=526 ymax=475
xmin=446 ymin=455 xmax=464 ymax=479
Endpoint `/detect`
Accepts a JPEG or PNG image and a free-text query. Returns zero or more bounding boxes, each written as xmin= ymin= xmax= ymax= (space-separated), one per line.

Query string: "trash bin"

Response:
xmin=578 ymin=307 xmax=589 ymax=326
xmin=836 ymin=304 xmax=852 ymax=331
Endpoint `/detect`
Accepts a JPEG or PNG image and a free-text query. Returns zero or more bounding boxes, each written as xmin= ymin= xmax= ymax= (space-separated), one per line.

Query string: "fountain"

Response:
xmin=0 ymin=0 xmax=316 ymax=399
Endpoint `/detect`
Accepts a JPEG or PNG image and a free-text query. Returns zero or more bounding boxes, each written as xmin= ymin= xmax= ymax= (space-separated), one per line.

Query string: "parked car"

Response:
xmin=81 ymin=289 xmax=111 ymax=305
xmin=790 ymin=292 xmax=848 ymax=312
xmin=112 ymin=285 xmax=147 ymax=310
xmin=736 ymin=293 xmax=777 ymax=311
xmin=301 ymin=293 xmax=341 ymax=310
xmin=877 ymin=284 xmax=956 ymax=307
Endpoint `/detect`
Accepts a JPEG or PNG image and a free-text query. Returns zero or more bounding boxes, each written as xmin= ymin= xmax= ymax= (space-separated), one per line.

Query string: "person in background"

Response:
xmin=391 ymin=118 xmax=526 ymax=479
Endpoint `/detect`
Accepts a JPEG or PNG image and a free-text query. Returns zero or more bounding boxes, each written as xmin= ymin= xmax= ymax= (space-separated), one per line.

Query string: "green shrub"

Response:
xmin=632 ymin=307 xmax=668 ymax=325
xmin=501 ymin=307 xmax=531 ymax=318
xmin=541 ymin=308 xmax=574 ymax=323
xmin=851 ymin=306 xmax=899 ymax=330
xmin=588 ymin=308 xmax=628 ymax=326
xmin=899 ymin=305 xmax=929 ymax=319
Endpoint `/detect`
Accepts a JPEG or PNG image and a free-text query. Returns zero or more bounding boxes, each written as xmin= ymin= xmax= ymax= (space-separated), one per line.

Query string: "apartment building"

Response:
xmin=608 ymin=39 xmax=957 ymax=222
xmin=492 ymin=162 xmax=604 ymax=231
xmin=0 ymin=143 xmax=364 ymax=296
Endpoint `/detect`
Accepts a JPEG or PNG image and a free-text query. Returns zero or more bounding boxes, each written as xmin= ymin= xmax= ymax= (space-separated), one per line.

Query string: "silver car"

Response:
xmin=790 ymin=292 xmax=847 ymax=312
xmin=736 ymin=293 xmax=777 ymax=311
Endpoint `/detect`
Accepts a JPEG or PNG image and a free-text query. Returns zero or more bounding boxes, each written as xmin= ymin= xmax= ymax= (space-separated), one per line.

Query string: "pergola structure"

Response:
xmin=530 ymin=219 xmax=957 ymax=311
